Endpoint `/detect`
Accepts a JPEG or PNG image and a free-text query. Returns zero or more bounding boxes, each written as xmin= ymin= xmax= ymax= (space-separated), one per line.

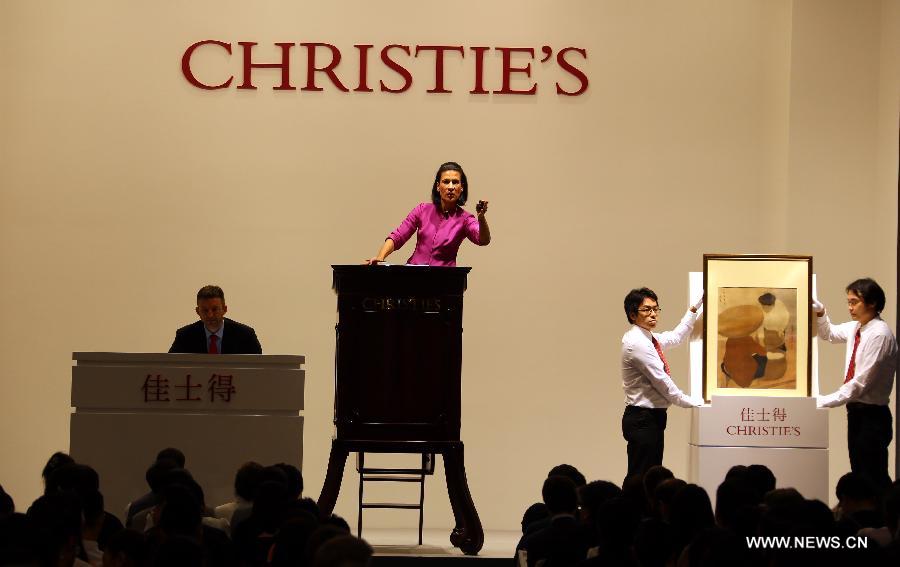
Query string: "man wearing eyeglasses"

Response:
xmin=621 ymin=287 xmax=703 ymax=479
xmin=813 ymin=278 xmax=897 ymax=491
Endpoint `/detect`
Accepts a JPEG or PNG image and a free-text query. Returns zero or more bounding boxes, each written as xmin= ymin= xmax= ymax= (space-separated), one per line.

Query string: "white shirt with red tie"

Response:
xmin=621 ymin=309 xmax=701 ymax=409
xmin=816 ymin=315 xmax=897 ymax=408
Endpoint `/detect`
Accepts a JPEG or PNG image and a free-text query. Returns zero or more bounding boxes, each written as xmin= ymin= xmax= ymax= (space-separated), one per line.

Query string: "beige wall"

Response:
xmin=1 ymin=0 xmax=896 ymax=531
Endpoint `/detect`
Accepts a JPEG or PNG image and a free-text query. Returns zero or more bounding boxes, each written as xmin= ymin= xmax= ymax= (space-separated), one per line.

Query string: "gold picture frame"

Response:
xmin=702 ymin=254 xmax=812 ymax=402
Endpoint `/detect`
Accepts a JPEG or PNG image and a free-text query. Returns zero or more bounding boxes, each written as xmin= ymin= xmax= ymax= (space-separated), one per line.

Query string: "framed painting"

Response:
xmin=703 ymin=254 xmax=812 ymax=401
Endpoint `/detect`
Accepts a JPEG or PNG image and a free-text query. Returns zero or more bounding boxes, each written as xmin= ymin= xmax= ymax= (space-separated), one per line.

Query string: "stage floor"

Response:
xmin=365 ymin=528 xmax=519 ymax=563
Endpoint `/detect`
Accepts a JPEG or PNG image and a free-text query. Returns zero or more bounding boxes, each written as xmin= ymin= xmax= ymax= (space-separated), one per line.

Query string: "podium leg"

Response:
xmin=441 ymin=442 xmax=484 ymax=555
xmin=317 ymin=441 xmax=349 ymax=517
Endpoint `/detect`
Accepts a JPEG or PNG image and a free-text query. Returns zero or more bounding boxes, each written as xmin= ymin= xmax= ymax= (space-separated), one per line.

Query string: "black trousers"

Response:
xmin=847 ymin=402 xmax=893 ymax=492
xmin=622 ymin=405 xmax=668 ymax=479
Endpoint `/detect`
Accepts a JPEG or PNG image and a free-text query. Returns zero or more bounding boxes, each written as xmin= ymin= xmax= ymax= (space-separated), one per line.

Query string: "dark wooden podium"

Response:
xmin=317 ymin=265 xmax=484 ymax=555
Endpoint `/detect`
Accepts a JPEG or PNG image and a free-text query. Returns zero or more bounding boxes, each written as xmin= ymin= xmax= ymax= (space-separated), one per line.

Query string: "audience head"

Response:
xmin=542 ymin=476 xmax=578 ymax=516
xmin=234 ymin=461 xmax=265 ymax=501
xmin=643 ymin=465 xmax=674 ymax=507
xmin=0 ymin=484 xmax=14 ymax=520
xmin=26 ymin=492 xmax=83 ymax=567
xmin=724 ymin=464 xmax=749 ymax=481
xmin=305 ymin=525 xmax=352 ymax=566
xmin=547 ymin=464 xmax=586 ymax=487
xmin=746 ymin=464 xmax=776 ymax=500
xmin=152 ymin=534 xmax=203 ymax=567
xmin=653 ymin=477 xmax=687 ymax=522
xmin=798 ymin=499 xmax=836 ymax=534
xmin=46 ymin=462 xmax=100 ymax=494
xmin=270 ymin=512 xmax=320 ymax=566
xmin=103 ymin=528 xmax=149 ymax=567
xmin=761 ymin=487 xmax=805 ymax=537
xmin=593 ymin=497 xmax=640 ymax=550
xmin=715 ymin=478 xmax=760 ymax=537
xmin=622 ymin=473 xmax=649 ymax=516
xmin=41 ymin=451 xmax=75 ymax=486
xmin=253 ymin=480 xmax=290 ymax=532
xmin=670 ymin=484 xmax=715 ymax=543
xmin=0 ymin=513 xmax=37 ymax=565
xmin=82 ymin=488 xmax=106 ymax=529
xmin=273 ymin=462 xmax=304 ymax=500
xmin=520 ymin=502 xmax=550 ymax=534
xmin=311 ymin=534 xmax=373 ymax=567
xmin=156 ymin=468 xmax=196 ymax=495
xmin=322 ymin=513 xmax=351 ymax=533
xmin=145 ymin=458 xmax=179 ymax=494
xmin=297 ymin=496 xmax=322 ymax=521
xmin=158 ymin=483 xmax=202 ymax=537
xmin=835 ymin=472 xmax=879 ymax=517
xmin=155 ymin=447 xmax=186 ymax=469
xmin=579 ymin=480 xmax=623 ymax=523
xmin=685 ymin=527 xmax=754 ymax=567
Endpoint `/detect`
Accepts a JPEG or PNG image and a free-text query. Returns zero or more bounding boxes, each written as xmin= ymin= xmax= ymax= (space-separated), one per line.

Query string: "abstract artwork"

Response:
xmin=703 ymin=255 xmax=812 ymax=401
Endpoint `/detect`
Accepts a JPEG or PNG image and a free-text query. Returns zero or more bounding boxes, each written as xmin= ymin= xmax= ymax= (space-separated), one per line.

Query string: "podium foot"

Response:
xmin=317 ymin=441 xmax=349 ymax=517
xmin=442 ymin=443 xmax=484 ymax=555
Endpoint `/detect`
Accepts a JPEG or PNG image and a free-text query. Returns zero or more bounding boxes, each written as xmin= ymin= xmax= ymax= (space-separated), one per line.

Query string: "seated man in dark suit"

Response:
xmin=169 ymin=285 xmax=262 ymax=354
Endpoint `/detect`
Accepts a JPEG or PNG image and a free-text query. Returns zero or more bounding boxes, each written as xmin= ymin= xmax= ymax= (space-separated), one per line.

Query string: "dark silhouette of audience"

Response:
xmin=5 ymin=451 xmax=900 ymax=566
xmin=0 ymin=449 xmax=370 ymax=567
xmin=515 ymin=462 xmax=900 ymax=566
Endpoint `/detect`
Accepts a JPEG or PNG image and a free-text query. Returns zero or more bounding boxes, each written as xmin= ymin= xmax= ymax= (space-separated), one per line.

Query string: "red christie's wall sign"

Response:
xmin=182 ymin=41 xmax=589 ymax=96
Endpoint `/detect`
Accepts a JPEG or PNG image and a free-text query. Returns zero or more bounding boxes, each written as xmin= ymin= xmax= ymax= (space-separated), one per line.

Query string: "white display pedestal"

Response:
xmin=70 ymin=352 xmax=305 ymax=519
xmin=688 ymin=396 xmax=829 ymax=504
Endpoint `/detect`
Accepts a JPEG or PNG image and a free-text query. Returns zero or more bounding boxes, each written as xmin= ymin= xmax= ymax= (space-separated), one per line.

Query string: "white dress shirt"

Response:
xmin=817 ymin=315 xmax=897 ymax=408
xmin=621 ymin=309 xmax=699 ymax=409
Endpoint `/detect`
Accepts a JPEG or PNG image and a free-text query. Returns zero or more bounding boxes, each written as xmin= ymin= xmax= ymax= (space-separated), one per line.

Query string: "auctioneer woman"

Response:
xmin=365 ymin=162 xmax=491 ymax=267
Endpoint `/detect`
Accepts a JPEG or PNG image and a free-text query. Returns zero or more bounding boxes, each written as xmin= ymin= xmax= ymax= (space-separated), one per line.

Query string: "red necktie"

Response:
xmin=209 ymin=335 xmax=219 ymax=354
xmin=652 ymin=336 xmax=670 ymax=375
xmin=844 ymin=328 xmax=861 ymax=383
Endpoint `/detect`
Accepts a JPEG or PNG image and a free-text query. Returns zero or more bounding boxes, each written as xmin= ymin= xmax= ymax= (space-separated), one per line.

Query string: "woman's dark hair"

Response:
xmin=42 ymin=452 xmax=75 ymax=482
xmin=624 ymin=287 xmax=658 ymax=324
xmin=430 ymin=162 xmax=469 ymax=207
xmin=846 ymin=277 xmax=886 ymax=314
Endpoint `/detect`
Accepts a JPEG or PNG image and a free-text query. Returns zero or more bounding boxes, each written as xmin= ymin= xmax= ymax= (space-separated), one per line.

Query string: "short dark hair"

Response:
xmin=146 ymin=459 xmax=179 ymax=494
xmin=746 ymin=464 xmax=776 ymax=501
xmin=542 ymin=475 xmax=578 ymax=515
xmin=643 ymin=465 xmax=674 ymax=502
xmin=846 ymin=278 xmax=886 ymax=314
xmin=156 ymin=448 xmax=186 ymax=468
xmin=41 ymin=452 xmax=74 ymax=482
xmin=547 ymin=464 xmax=586 ymax=488
xmin=430 ymin=162 xmax=469 ymax=207
xmin=0 ymin=484 xmax=14 ymax=519
xmin=234 ymin=461 xmax=265 ymax=501
xmin=624 ymin=287 xmax=658 ymax=324
xmin=197 ymin=285 xmax=225 ymax=303
xmin=835 ymin=472 xmax=878 ymax=502
xmin=273 ymin=463 xmax=304 ymax=500
xmin=579 ymin=480 xmax=623 ymax=521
